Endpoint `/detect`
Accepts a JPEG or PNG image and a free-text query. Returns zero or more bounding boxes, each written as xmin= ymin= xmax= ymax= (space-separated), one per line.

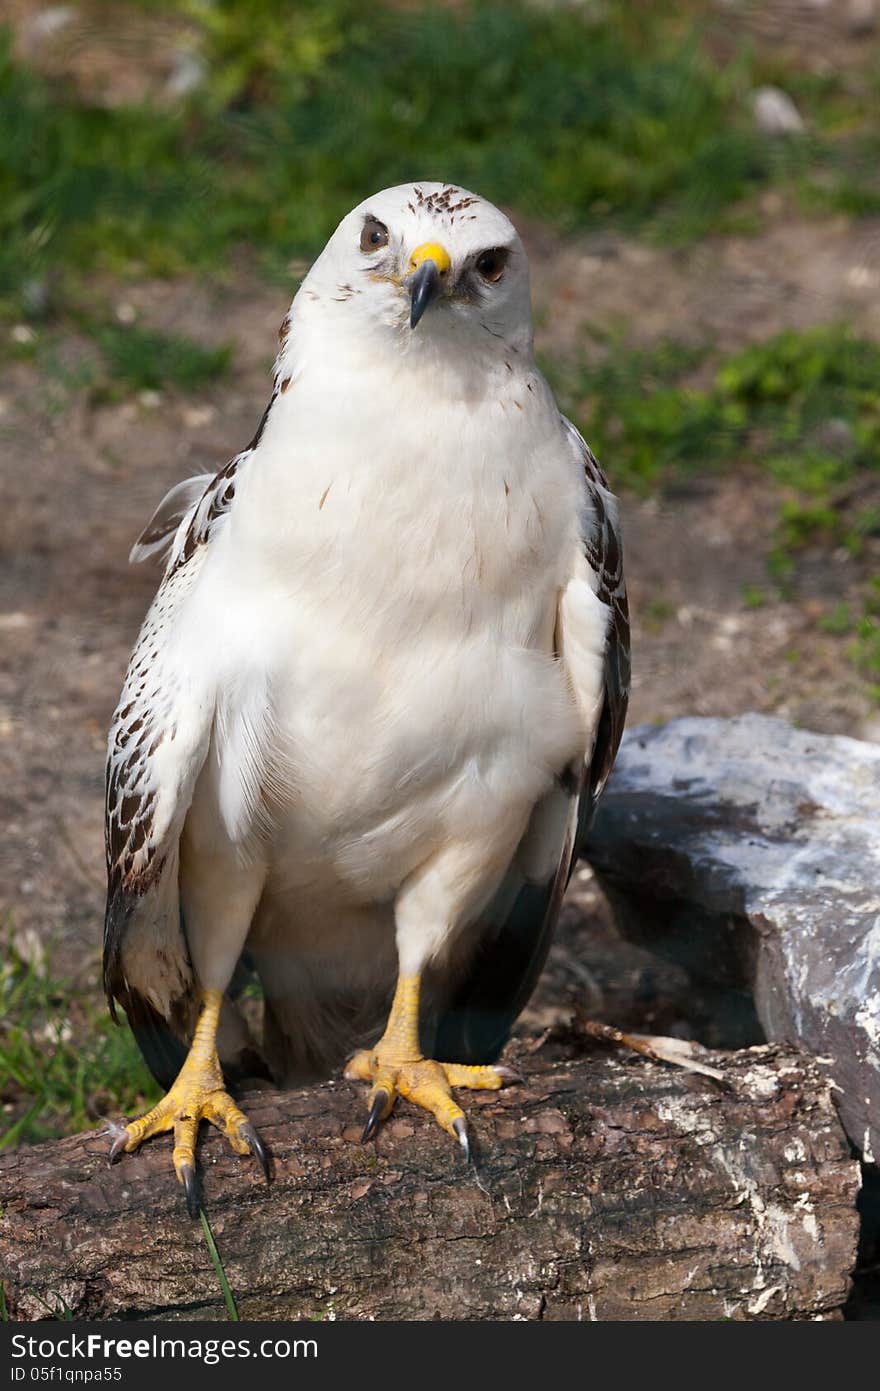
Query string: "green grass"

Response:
xmin=3 ymin=315 xmax=232 ymax=407
xmin=2 ymin=0 xmax=872 ymax=319
xmin=0 ymin=930 xmax=160 ymax=1148
xmin=742 ymin=584 xmax=768 ymax=609
xmin=88 ymin=321 xmax=232 ymax=393
xmin=846 ymin=576 xmax=880 ymax=693
xmin=551 ymin=324 xmax=880 ymax=692
xmin=554 ymin=324 xmax=880 ymax=505
xmin=199 ymin=1209 xmax=240 ymax=1321
xmin=550 ymin=337 xmax=716 ymax=492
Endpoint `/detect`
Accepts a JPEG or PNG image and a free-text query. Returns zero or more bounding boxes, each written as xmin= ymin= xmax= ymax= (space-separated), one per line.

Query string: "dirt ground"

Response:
xmin=3 ymin=198 xmax=879 ymax=996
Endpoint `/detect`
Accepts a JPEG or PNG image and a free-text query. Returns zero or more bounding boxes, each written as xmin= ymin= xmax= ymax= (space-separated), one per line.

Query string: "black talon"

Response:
xmin=362 ymin=1090 xmax=389 ymax=1143
xmin=452 ymin=1116 xmax=470 ymax=1164
xmin=180 ymin=1163 xmax=200 ymax=1219
xmin=240 ymin=1123 xmax=271 ymax=1183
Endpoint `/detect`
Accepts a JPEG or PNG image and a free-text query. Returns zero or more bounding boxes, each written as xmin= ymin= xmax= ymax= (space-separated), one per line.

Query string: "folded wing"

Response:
xmin=103 ymin=541 xmax=218 ymax=1084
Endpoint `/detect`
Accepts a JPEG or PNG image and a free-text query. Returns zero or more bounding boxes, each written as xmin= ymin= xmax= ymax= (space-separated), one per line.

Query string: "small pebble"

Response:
xmin=164 ymin=49 xmax=207 ymax=101
xmin=753 ymin=87 xmax=805 ymax=137
xmin=23 ymin=5 xmax=75 ymax=52
xmin=182 ymin=404 xmax=216 ymax=429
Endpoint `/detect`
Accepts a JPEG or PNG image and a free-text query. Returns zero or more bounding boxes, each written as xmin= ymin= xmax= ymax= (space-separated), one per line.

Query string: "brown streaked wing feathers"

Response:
xmin=104 ymin=386 xmax=280 ymax=1085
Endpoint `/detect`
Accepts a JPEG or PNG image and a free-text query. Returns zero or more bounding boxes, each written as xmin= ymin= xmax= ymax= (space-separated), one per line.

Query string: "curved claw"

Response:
xmin=240 ymin=1122 xmax=271 ymax=1183
xmin=362 ymin=1090 xmax=390 ymax=1143
xmin=180 ymin=1163 xmax=200 ymax=1219
xmin=106 ymin=1121 xmax=130 ymax=1165
xmin=452 ymin=1116 xmax=470 ymax=1165
xmin=494 ymin=1065 xmax=525 ymax=1086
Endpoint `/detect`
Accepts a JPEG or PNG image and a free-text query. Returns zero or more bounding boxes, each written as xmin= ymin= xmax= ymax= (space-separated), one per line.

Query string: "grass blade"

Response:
xmin=199 ymin=1208 xmax=240 ymax=1321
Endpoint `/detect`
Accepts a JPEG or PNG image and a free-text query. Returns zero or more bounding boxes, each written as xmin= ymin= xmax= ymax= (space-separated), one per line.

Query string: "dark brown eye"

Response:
xmin=360 ymin=217 xmax=389 ymax=253
xmin=475 ymin=247 xmax=508 ymax=283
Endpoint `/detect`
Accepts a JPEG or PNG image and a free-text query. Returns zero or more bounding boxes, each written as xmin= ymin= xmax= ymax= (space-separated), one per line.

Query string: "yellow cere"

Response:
xmin=409 ymin=242 xmax=451 ymax=275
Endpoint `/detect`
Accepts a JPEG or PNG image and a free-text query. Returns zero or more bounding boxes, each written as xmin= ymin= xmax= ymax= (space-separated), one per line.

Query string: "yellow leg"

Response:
xmin=108 ymin=988 xmax=268 ymax=1215
xmin=344 ymin=973 xmax=519 ymax=1155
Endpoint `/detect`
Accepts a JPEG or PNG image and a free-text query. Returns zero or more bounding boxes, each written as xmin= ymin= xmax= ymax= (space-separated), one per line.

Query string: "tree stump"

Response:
xmin=0 ymin=1045 xmax=860 ymax=1321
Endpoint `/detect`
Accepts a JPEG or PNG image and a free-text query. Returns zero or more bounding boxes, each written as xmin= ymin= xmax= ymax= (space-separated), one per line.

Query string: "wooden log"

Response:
xmin=0 ymin=1045 xmax=860 ymax=1321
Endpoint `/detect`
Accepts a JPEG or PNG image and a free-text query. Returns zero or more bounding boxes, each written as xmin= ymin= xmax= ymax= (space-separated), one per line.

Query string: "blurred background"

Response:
xmin=2 ymin=0 xmax=880 ymax=1150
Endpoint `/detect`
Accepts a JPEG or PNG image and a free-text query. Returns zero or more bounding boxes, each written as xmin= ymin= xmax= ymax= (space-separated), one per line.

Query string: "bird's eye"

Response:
xmin=360 ymin=217 xmax=389 ymax=253
xmin=475 ymin=248 xmax=509 ymax=283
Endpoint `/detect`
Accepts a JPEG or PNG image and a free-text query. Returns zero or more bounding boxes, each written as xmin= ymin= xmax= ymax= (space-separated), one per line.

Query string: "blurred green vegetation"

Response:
xmin=551 ymin=324 xmax=880 ymax=690
xmin=87 ymin=320 xmax=232 ymax=393
xmin=0 ymin=0 xmax=877 ymax=696
xmin=0 ymin=929 xmax=160 ymax=1147
xmin=0 ymin=0 xmax=876 ymax=686
xmin=5 ymin=316 xmax=231 ymax=406
xmin=4 ymin=0 xmax=880 ymax=319
xmin=555 ymin=327 xmax=880 ymax=503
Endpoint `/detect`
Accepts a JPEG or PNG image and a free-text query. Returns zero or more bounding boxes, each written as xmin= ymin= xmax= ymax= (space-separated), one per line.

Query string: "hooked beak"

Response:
xmin=407 ymin=241 xmax=451 ymax=329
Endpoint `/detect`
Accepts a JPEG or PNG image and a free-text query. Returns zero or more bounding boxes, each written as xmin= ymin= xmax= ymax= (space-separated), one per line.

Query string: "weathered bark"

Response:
xmin=0 ymin=1046 xmax=860 ymax=1321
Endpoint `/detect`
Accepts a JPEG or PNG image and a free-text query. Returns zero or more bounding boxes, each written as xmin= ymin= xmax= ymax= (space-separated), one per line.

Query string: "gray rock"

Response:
xmin=584 ymin=714 xmax=880 ymax=1164
xmin=753 ymin=87 xmax=806 ymax=137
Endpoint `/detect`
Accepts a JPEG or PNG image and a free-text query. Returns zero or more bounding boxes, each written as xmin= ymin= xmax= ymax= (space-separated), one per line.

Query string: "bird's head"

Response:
xmin=289 ymin=182 xmax=533 ymax=366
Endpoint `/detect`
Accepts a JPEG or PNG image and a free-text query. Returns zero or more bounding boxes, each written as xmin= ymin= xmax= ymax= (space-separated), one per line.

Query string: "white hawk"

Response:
xmin=103 ymin=182 xmax=630 ymax=1212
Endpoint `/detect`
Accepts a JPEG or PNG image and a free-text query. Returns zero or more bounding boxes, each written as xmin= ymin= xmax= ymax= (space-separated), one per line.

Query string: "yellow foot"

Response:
xmin=107 ymin=1057 xmax=268 ymax=1217
xmin=344 ymin=1050 xmax=520 ymax=1159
